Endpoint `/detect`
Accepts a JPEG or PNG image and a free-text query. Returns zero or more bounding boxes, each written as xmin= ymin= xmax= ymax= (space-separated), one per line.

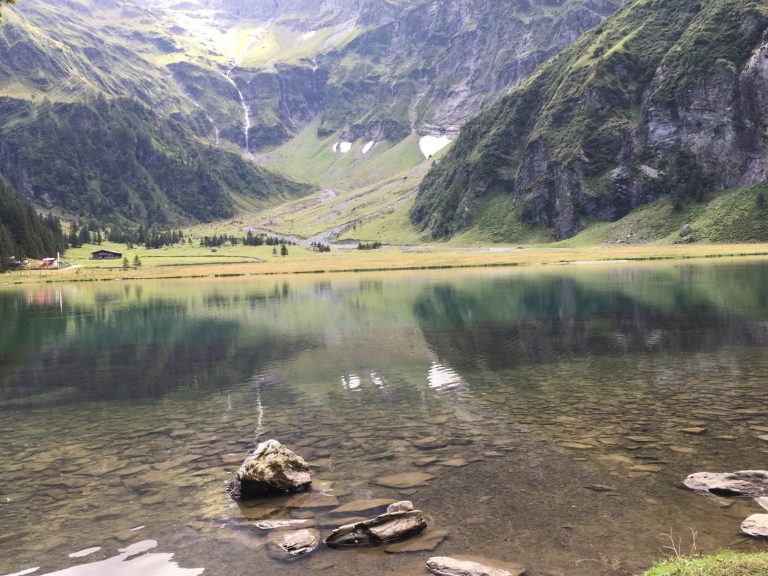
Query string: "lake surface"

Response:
xmin=1 ymin=261 xmax=768 ymax=576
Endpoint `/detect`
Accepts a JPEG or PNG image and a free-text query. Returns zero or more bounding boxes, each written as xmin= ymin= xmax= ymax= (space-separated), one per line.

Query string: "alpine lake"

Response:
xmin=2 ymin=259 xmax=768 ymax=576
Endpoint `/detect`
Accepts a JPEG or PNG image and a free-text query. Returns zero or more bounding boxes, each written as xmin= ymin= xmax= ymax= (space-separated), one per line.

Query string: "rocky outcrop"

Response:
xmin=426 ymin=556 xmax=526 ymax=576
xmin=227 ymin=439 xmax=312 ymax=500
xmin=683 ymin=471 xmax=768 ymax=497
xmin=412 ymin=0 xmax=768 ymax=241
xmin=325 ymin=507 xmax=427 ymax=547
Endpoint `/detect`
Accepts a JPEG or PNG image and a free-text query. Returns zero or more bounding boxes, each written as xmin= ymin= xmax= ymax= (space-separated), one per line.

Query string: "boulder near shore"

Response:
xmin=227 ymin=439 xmax=312 ymax=500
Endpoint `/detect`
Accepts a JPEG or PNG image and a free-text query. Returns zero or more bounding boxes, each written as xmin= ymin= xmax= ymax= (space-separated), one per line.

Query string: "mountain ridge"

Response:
xmin=411 ymin=0 xmax=768 ymax=241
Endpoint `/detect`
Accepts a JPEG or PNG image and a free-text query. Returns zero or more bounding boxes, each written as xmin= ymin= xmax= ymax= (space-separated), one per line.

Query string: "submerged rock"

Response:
xmin=373 ymin=472 xmax=434 ymax=489
xmin=426 ymin=556 xmax=526 ymax=576
xmin=325 ymin=509 xmax=427 ymax=547
xmin=385 ymin=529 xmax=448 ymax=553
xmin=683 ymin=470 xmax=768 ymax=497
xmin=741 ymin=514 xmax=768 ymax=538
xmin=256 ymin=519 xmax=316 ymax=531
xmin=330 ymin=498 xmax=395 ymax=516
xmin=266 ymin=528 xmax=320 ymax=560
xmin=227 ymin=440 xmax=312 ymax=500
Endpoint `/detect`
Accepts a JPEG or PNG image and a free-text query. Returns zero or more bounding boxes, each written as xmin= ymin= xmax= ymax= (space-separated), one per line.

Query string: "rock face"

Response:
xmin=266 ymin=528 xmax=321 ymax=561
xmin=227 ymin=440 xmax=312 ymax=500
xmin=325 ymin=509 xmax=427 ymax=547
xmin=217 ymin=0 xmax=622 ymax=147
xmin=426 ymin=556 xmax=526 ymax=576
xmin=683 ymin=470 xmax=768 ymax=497
xmin=741 ymin=514 xmax=768 ymax=538
xmin=412 ymin=0 xmax=768 ymax=241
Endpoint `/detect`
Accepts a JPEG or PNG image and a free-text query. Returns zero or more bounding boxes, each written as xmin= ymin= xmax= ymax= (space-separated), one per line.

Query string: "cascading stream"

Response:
xmin=225 ymin=64 xmax=251 ymax=154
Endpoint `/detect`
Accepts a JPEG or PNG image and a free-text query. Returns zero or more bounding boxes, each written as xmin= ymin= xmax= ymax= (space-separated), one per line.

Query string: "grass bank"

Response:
xmin=642 ymin=551 xmax=768 ymax=575
xmin=4 ymin=242 xmax=768 ymax=285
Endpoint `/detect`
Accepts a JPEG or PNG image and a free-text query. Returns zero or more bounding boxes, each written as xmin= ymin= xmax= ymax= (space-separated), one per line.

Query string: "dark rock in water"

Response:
xmin=266 ymin=528 xmax=320 ymax=560
xmin=683 ymin=470 xmax=768 ymax=497
xmin=741 ymin=514 xmax=768 ymax=538
xmin=426 ymin=556 xmax=526 ymax=576
xmin=585 ymin=484 xmax=616 ymax=493
xmin=227 ymin=439 xmax=312 ymax=500
xmin=325 ymin=510 xmax=427 ymax=547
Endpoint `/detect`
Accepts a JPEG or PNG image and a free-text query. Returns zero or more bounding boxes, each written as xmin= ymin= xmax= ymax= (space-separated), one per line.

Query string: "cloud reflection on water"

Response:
xmin=4 ymin=541 xmax=203 ymax=576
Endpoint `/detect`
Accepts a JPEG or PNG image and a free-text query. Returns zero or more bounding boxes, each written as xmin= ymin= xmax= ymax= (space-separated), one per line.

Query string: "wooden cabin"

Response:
xmin=91 ymin=249 xmax=123 ymax=260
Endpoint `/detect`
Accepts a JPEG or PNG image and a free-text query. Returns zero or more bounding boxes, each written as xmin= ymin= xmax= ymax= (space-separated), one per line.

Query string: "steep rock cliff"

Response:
xmin=412 ymin=0 xmax=768 ymax=240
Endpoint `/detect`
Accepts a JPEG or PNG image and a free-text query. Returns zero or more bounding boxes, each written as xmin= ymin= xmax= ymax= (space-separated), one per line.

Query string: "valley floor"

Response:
xmin=5 ymin=242 xmax=768 ymax=285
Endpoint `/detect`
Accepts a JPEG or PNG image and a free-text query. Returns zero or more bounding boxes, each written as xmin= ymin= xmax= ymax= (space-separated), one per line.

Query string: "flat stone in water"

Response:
xmin=585 ymin=484 xmax=616 ymax=493
xmin=318 ymin=516 xmax=368 ymax=528
xmin=385 ymin=529 xmax=449 ymax=553
xmin=266 ymin=528 xmax=320 ymax=561
xmin=413 ymin=437 xmax=449 ymax=450
xmin=625 ymin=435 xmax=657 ymax=443
xmin=439 ymin=458 xmax=468 ymax=467
xmin=415 ymin=457 xmax=440 ymax=467
xmin=286 ymin=492 xmax=340 ymax=509
xmin=669 ymin=446 xmax=697 ymax=454
xmin=758 ymin=435 xmax=768 ymax=442
xmin=680 ymin=427 xmax=707 ymax=434
xmin=631 ymin=464 xmax=662 ymax=473
xmin=256 ymin=519 xmax=316 ymax=531
xmin=374 ymin=472 xmax=435 ymax=489
xmin=238 ymin=503 xmax=280 ymax=520
xmin=426 ymin=556 xmax=525 ymax=576
xmin=741 ymin=514 xmax=768 ymax=538
xmin=560 ymin=442 xmax=593 ymax=450
xmin=330 ymin=498 xmax=395 ymax=516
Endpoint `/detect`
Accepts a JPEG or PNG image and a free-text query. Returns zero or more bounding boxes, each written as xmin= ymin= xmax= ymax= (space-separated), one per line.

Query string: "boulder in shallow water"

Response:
xmin=227 ymin=439 xmax=311 ymax=500
xmin=741 ymin=514 xmax=768 ymax=538
xmin=266 ymin=528 xmax=320 ymax=560
xmin=426 ymin=556 xmax=526 ymax=576
xmin=387 ymin=501 xmax=414 ymax=513
xmin=324 ymin=509 xmax=427 ymax=547
xmin=683 ymin=470 xmax=768 ymax=497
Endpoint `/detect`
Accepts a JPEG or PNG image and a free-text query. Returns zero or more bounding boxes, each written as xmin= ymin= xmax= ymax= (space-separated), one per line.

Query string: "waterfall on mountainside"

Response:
xmin=225 ymin=65 xmax=251 ymax=154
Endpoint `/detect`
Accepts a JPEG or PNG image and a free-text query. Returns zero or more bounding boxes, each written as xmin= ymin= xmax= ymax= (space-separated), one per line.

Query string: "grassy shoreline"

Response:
xmin=642 ymin=551 xmax=768 ymax=575
xmin=4 ymin=242 xmax=768 ymax=285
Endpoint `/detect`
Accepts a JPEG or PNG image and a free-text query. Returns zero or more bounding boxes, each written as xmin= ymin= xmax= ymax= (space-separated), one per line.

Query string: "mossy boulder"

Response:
xmin=227 ymin=439 xmax=312 ymax=500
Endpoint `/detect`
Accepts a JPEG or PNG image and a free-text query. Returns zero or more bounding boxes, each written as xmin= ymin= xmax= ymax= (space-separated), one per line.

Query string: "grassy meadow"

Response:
xmin=5 ymin=240 xmax=768 ymax=285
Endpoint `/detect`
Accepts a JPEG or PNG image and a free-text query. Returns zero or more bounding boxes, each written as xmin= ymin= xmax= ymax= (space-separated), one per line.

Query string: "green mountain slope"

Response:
xmin=0 ymin=0 xmax=310 ymax=226
xmin=412 ymin=0 xmax=768 ymax=241
xmin=0 ymin=96 xmax=309 ymax=226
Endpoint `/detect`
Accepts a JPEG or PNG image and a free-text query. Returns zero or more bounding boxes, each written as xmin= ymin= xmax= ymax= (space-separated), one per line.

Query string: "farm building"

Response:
xmin=91 ymin=249 xmax=123 ymax=260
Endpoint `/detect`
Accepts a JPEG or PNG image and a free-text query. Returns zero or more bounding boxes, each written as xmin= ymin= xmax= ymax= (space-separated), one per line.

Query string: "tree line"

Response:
xmin=0 ymin=181 xmax=67 ymax=271
xmin=201 ymin=232 xmax=296 ymax=248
